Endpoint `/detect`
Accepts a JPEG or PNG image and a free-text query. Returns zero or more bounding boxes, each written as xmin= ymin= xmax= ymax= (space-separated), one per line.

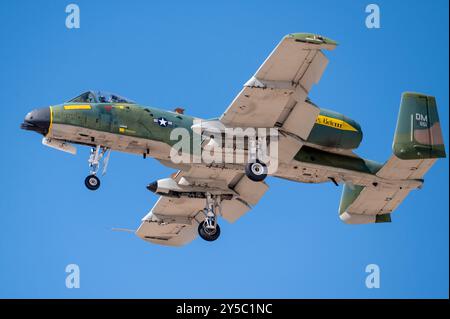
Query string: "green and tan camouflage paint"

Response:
xmin=51 ymin=103 xmax=195 ymax=147
xmin=393 ymin=92 xmax=446 ymax=159
xmin=51 ymin=102 xmax=363 ymax=151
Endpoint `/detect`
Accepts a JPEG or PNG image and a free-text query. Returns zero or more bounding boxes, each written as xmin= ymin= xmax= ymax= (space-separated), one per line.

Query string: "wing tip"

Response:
xmin=284 ymin=32 xmax=338 ymax=48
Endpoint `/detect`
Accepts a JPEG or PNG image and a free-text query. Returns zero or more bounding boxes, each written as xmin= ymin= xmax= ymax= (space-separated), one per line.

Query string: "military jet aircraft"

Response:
xmin=21 ymin=33 xmax=446 ymax=246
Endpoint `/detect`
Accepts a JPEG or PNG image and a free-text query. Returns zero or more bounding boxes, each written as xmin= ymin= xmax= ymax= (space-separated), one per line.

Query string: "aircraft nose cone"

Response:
xmin=21 ymin=107 xmax=50 ymax=135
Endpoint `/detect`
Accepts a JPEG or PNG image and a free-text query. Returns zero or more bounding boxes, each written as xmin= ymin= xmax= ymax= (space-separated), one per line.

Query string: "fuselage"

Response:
xmin=48 ymin=102 xmax=363 ymax=149
xmin=22 ymin=101 xmax=383 ymax=186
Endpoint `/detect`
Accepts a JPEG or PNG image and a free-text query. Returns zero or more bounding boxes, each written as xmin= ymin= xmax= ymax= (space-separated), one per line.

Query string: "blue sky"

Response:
xmin=0 ymin=0 xmax=448 ymax=298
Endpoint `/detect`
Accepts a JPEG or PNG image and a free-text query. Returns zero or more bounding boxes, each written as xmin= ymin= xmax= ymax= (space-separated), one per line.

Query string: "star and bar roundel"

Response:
xmin=153 ymin=117 xmax=173 ymax=127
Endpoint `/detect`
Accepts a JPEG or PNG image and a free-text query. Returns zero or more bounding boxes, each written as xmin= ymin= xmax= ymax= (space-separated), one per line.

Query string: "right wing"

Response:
xmin=135 ymin=166 xmax=269 ymax=246
xmin=220 ymin=33 xmax=337 ymax=163
xmin=220 ymin=33 xmax=337 ymax=128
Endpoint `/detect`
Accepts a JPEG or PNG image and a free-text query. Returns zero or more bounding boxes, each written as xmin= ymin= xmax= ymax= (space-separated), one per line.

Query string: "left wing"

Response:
xmin=136 ymin=167 xmax=269 ymax=246
xmin=135 ymin=196 xmax=204 ymax=246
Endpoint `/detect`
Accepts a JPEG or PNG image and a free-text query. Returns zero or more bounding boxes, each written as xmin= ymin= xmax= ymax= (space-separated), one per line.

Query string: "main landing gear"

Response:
xmin=245 ymin=161 xmax=268 ymax=182
xmin=198 ymin=193 xmax=222 ymax=242
xmin=84 ymin=145 xmax=111 ymax=191
xmin=244 ymin=136 xmax=268 ymax=182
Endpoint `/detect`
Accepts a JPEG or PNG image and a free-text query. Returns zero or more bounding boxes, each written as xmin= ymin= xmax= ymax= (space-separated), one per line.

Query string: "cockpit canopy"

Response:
xmin=67 ymin=91 xmax=136 ymax=104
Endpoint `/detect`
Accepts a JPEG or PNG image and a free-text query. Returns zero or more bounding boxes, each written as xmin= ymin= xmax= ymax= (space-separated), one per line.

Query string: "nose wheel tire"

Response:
xmin=85 ymin=175 xmax=100 ymax=191
xmin=245 ymin=161 xmax=268 ymax=182
xmin=198 ymin=221 xmax=221 ymax=242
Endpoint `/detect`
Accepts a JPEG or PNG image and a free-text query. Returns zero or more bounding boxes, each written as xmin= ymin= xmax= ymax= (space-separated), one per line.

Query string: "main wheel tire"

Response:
xmin=198 ymin=221 xmax=221 ymax=242
xmin=245 ymin=161 xmax=268 ymax=182
xmin=85 ymin=174 xmax=100 ymax=191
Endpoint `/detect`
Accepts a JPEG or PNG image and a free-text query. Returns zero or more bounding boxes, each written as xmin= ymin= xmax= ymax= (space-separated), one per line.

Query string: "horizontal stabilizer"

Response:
xmin=376 ymin=156 xmax=437 ymax=180
xmin=339 ymin=92 xmax=446 ymax=224
xmin=339 ymin=184 xmax=402 ymax=224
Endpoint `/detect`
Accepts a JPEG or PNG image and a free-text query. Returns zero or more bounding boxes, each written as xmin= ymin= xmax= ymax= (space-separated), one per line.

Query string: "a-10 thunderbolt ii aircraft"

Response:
xmin=21 ymin=33 xmax=446 ymax=246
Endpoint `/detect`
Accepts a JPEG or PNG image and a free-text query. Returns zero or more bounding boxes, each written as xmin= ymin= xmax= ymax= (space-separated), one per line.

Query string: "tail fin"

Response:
xmin=375 ymin=92 xmax=446 ymax=182
xmin=393 ymin=92 xmax=446 ymax=159
xmin=338 ymin=92 xmax=446 ymax=225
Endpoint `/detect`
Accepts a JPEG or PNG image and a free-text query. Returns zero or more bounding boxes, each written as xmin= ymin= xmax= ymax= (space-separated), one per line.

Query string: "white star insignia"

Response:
xmin=158 ymin=118 xmax=168 ymax=127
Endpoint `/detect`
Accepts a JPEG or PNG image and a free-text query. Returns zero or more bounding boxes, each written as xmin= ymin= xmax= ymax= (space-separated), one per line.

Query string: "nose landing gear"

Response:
xmin=85 ymin=174 xmax=100 ymax=190
xmin=84 ymin=145 xmax=111 ymax=191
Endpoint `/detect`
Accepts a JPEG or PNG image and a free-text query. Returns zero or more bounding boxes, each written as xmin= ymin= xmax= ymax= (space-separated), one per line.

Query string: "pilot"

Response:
xmin=98 ymin=95 xmax=107 ymax=103
xmin=87 ymin=93 xmax=95 ymax=103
